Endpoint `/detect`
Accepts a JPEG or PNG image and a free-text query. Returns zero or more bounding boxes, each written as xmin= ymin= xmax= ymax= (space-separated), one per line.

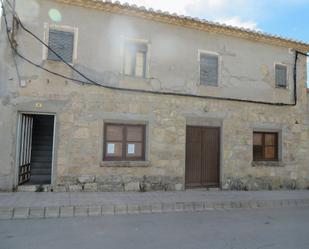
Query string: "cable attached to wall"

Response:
xmin=293 ymin=52 xmax=299 ymax=106
xmin=2 ymin=0 xmax=307 ymax=106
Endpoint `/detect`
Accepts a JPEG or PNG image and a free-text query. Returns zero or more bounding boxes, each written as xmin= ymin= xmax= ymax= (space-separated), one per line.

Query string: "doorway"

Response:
xmin=17 ymin=114 xmax=55 ymax=186
xmin=185 ymin=126 xmax=220 ymax=188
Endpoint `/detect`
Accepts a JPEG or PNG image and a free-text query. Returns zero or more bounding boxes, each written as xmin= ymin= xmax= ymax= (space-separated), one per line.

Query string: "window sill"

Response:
xmin=100 ymin=161 xmax=150 ymax=167
xmin=44 ymin=59 xmax=74 ymax=66
xmin=198 ymin=82 xmax=219 ymax=88
xmin=275 ymin=86 xmax=288 ymax=90
xmin=123 ymin=74 xmax=146 ymax=79
xmin=251 ymin=161 xmax=285 ymax=167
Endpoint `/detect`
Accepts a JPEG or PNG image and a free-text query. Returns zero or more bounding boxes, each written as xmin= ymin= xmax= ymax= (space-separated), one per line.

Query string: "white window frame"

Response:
xmin=43 ymin=23 xmax=79 ymax=64
xmin=274 ymin=63 xmax=289 ymax=89
xmin=121 ymin=37 xmax=150 ymax=79
xmin=198 ymin=50 xmax=221 ymax=87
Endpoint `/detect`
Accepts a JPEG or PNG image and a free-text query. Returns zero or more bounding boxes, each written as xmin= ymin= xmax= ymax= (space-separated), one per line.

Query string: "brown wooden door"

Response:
xmin=186 ymin=126 xmax=220 ymax=188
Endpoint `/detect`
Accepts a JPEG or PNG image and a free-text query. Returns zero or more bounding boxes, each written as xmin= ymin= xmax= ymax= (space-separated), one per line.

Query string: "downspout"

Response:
xmin=293 ymin=51 xmax=299 ymax=106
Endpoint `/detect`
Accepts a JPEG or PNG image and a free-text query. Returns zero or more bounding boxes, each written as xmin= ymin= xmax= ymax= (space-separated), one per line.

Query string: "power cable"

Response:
xmin=1 ymin=1 xmax=304 ymax=106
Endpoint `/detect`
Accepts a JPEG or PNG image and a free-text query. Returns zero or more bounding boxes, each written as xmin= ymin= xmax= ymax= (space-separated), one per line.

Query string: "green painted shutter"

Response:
xmin=200 ymin=54 xmax=218 ymax=86
xmin=47 ymin=29 xmax=74 ymax=63
xmin=275 ymin=64 xmax=287 ymax=87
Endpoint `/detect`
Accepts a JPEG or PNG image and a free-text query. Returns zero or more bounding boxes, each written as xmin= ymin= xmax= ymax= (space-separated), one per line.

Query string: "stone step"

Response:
xmin=17 ymin=184 xmax=51 ymax=192
xmin=29 ymin=175 xmax=51 ymax=185
xmin=31 ymin=168 xmax=51 ymax=175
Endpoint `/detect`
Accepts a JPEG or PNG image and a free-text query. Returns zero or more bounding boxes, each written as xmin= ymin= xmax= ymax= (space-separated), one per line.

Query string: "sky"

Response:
xmin=118 ymin=0 xmax=309 ymax=42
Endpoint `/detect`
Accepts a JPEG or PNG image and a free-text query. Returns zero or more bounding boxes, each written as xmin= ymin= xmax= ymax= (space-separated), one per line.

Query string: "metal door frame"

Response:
xmin=15 ymin=112 xmax=56 ymax=187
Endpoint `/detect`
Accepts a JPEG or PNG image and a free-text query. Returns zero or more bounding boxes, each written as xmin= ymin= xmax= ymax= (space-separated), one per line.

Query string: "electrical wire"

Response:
xmin=297 ymin=51 xmax=309 ymax=57
xmin=1 ymin=1 xmax=304 ymax=106
xmin=4 ymin=0 xmax=13 ymax=9
xmin=293 ymin=50 xmax=309 ymax=106
xmin=14 ymin=15 xmax=101 ymax=86
xmin=1 ymin=2 xmax=89 ymax=85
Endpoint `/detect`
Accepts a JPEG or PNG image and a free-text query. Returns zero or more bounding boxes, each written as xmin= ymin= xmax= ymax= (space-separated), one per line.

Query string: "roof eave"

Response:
xmin=53 ymin=0 xmax=309 ymax=52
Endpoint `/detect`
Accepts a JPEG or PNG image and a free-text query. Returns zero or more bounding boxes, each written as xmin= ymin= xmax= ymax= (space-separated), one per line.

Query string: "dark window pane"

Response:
xmin=253 ymin=145 xmax=263 ymax=160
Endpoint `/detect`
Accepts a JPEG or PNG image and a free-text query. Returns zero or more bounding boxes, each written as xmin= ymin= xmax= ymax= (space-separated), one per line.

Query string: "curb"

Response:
xmin=1 ymin=199 xmax=309 ymax=220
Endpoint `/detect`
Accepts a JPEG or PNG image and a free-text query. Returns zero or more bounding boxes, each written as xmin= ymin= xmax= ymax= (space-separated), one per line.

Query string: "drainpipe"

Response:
xmin=293 ymin=51 xmax=299 ymax=106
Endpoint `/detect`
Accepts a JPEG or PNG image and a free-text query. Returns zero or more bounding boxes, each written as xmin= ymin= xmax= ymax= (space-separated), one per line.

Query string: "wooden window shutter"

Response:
xmin=200 ymin=54 xmax=219 ymax=86
xmin=275 ymin=64 xmax=287 ymax=87
xmin=253 ymin=132 xmax=278 ymax=161
xmin=104 ymin=124 xmax=146 ymax=161
xmin=48 ymin=29 xmax=74 ymax=63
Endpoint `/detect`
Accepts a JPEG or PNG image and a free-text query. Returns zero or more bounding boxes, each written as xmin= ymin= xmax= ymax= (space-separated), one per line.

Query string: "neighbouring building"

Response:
xmin=0 ymin=0 xmax=309 ymax=192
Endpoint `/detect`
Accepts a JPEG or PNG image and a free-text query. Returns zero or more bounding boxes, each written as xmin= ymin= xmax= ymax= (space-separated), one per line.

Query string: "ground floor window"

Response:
xmin=104 ymin=124 xmax=146 ymax=161
xmin=253 ymin=132 xmax=278 ymax=161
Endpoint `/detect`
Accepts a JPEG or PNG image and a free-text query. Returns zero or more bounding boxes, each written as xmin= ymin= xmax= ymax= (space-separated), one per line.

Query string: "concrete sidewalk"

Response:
xmin=0 ymin=190 xmax=309 ymax=220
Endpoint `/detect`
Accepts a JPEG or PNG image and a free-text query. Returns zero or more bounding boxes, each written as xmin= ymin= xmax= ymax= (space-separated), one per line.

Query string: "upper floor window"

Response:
xmin=123 ymin=41 xmax=148 ymax=78
xmin=47 ymin=29 xmax=74 ymax=63
xmin=253 ymin=132 xmax=278 ymax=161
xmin=104 ymin=124 xmax=146 ymax=161
xmin=200 ymin=52 xmax=219 ymax=86
xmin=275 ymin=64 xmax=287 ymax=88
xmin=43 ymin=24 xmax=78 ymax=64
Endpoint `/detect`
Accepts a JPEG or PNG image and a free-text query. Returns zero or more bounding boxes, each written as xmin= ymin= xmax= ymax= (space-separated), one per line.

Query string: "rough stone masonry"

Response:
xmin=0 ymin=0 xmax=308 ymax=192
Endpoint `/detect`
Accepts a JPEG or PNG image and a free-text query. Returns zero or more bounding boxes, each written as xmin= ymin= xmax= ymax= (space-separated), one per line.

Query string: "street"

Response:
xmin=1 ymin=207 xmax=309 ymax=249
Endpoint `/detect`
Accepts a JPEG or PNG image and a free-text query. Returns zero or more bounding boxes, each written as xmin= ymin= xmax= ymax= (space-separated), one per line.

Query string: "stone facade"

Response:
xmin=0 ymin=0 xmax=309 ymax=191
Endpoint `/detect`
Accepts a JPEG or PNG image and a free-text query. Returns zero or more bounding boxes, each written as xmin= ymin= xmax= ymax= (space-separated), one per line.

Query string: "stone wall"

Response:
xmin=14 ymin=76 xmax=309 ymax=192
xmin=55 ymin=175 xmax=183 ymax=192
xmin=0 ymin=0 xmax=308 ymax=191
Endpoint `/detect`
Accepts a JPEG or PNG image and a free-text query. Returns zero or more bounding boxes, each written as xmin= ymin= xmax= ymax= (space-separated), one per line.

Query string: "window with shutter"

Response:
xmin=104 ymin=124 xmax=146 ymax=161
xmin=275 ymin=64 xmax=287 ymax=88
xmin=47 ymin=29 xmax=74 ymax=63
xmin=200 ymin=53 xmax=219 ymax=86
xmin=253 ymin=132 xmax=278 ymax=161
xmin=123 ymin=41 xmax=147 ymax=78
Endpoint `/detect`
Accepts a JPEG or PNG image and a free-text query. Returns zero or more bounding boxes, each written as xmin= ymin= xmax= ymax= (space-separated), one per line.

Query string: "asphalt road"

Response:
xmin=1 ymin=207 xmax=309 ymax=249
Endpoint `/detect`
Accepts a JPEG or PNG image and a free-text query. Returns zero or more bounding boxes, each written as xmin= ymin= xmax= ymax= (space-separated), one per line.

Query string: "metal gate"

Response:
xmin=185 ymin=126 xmax=220 ymax=188
xmin=18 ymin=114 xmax=34 ymax=185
